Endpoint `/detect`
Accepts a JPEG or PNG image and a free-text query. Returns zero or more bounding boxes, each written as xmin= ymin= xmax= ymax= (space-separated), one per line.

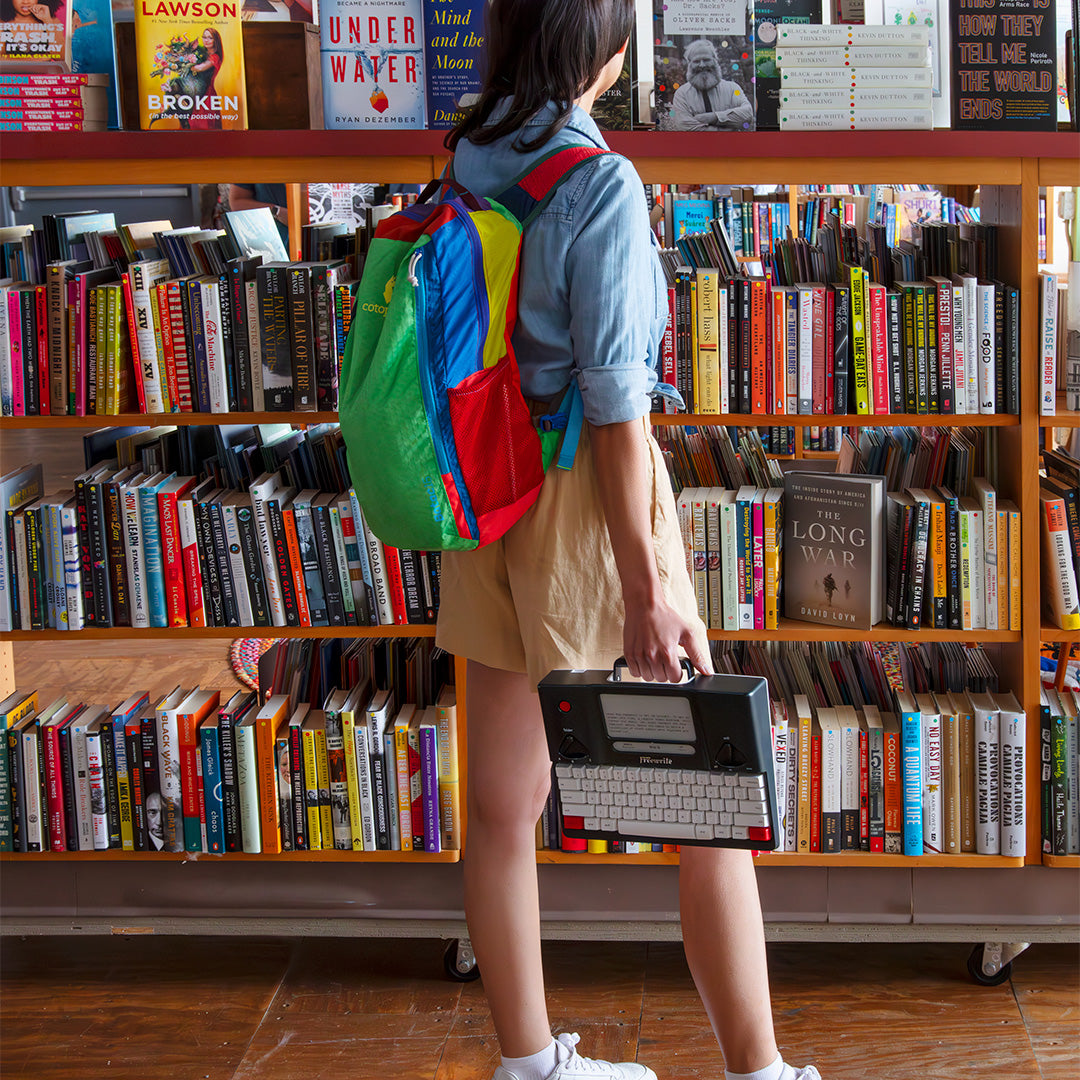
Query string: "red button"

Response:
xmin=564 ymin=816 xmax=584 ymax=830
xmin=748 ymin=826 xmax=772 ymax=843
xmin=559 ymin=701 xmax=571 ymax=712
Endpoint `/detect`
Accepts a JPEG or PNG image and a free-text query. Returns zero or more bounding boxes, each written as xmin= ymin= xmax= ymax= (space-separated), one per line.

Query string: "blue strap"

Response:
xmin=556 ymin=381 xmax=583 ymax=471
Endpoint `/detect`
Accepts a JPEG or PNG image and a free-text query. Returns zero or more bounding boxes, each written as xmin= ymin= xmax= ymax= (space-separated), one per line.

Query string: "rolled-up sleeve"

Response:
xmin=565 ymin=156 xmax=660 ymax=425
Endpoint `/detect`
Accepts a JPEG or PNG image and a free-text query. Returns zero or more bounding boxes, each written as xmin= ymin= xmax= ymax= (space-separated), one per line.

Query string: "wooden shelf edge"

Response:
xmin=536 ymin=852 xmax=1026 ymax=867
xmin=706 ymin=622 xmax=1021 ymax=643
xmin=1042 ymin=854 xmax=1080 ymax=868
xmin=1041 ymin=624 xmax=1080 ymax=643
xmin=1041 ymin=402 xmax=1080 ymax=428
xmin=0 ymin=850 xmax=460 ymax=862
xmin=1 ymin=625 xmax=437 ymax=641
xmin=0 ymin=412 xmax=340 ymax=428
xmin=651 ymin=412 xmax=1020 ymax=428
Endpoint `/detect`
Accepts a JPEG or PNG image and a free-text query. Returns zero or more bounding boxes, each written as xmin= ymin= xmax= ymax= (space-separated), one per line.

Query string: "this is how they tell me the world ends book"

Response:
xmin=783 ymin=472 xmax=886 ymax=630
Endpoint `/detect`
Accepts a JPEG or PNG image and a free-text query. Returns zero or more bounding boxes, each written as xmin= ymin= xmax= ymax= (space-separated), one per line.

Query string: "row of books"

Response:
xmin=1041 ymin=683 xmax=1080 ymax=856
xmin=774 ymin=24 xmax=935 ymax=131
xmin=655 ymin=254 xmax=1020 ymax=419
xmin=0 ymin=678 xmax=460 ymax=855
xmin=798 ymin=194 xmax=977 ymax=251
xmin=1039 ymin=272 xmax=1080 ymax=415
xmin=658 ymin=188 xmax=792 ymax=258
xmin=0 ymin=208 xmax=359 ymax=418
xmin=1040 ymin=443 xmax=1080 ymax=631
xmin=1 ymin=457 xmax=440 ymax=633
xmin=0 ymin=72 xmax=110 ymax=132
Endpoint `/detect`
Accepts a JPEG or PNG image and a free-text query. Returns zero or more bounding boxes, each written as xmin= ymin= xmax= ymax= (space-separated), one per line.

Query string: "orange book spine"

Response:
xmin=281 ymin=504 xmax=312 ymax=628
xmin=254 ymin=702 xmax=286 ymax=854
xmin=771 ymin=288 xmax=786 ymax=414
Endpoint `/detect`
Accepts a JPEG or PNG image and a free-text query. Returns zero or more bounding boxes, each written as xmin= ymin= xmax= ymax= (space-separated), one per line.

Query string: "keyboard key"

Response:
xmin=617 ymin=819 xmax=698 ymax=841
xmin=734 ymin=813 xmax=770 ymax=828
xmin=739 ymin=774 xmax=766 ymax=788
xmin=749 ymin=826 xmax=773 ymax=843
xmin=691 ymin=810 xmax=705 ymax=824
xmin=695 ymin=824 xmax=714 ymax=842
xmin=585 ymin=817 xmax=601 ymax=832
xmin=714 ymin=822 xmax=731 ymax=839
xmin=642 ymin=794 xmax=655 ymax=809
xmin=555 ymin=764 xmax=572 ymax=778
xmin=705 ymin=811 xmax=719 ymax=824
xmin=663 ymin=782 xmax=678 ymax=796
xmin=738 ymin=800 xmax=767 ymax=814
xmin=561 ymin=804 xmax=590 ymax=820
xmin=560 ymin=778 xmax=582 ymax=791
xmin=581 ymin=779 xmax=595 ymax=792
xmin=663 ymin=809 xmax=678 ymax=823
xmin=628 ymin=794 xmax=641 ymax=808
xmin=655 ymin=795 xmax=668 ymax=810
xmin=564 ymin=815 xmax=584 ymax=830
xmin=691 ymin=784 xmax=706 ymax=799
xmin=678 ymin=810 xmax=692 ymax=823
xmin=732 ymin=826 xmax=749 ymax=840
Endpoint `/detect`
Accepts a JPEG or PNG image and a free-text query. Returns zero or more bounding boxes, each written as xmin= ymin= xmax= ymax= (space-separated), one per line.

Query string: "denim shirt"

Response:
xmin=451 ymin=102 xmax=680 ymax=425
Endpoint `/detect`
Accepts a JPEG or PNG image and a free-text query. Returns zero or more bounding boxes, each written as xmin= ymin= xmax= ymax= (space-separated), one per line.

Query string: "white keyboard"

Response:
xmin=554 ymin=762 xmax=773 ymax=845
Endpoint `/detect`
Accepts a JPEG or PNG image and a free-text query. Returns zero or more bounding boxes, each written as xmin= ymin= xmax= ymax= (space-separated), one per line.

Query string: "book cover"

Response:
xmin=1 ymin=0 xmax=71 ymax=65
xmin=949 ymin=0 xmax=1057 ymax=130
xmin=71 ymin=0 xmax=120 ymax=128
xmin=422 ymin=0 xmax=482 ymax=129
xmin=782 ymin=471 xmax=884 ymax=630
xmin=753 ymin=0 xmax=822 ymax=130
xmin=134 ymin=0 xmax=248 ymax=130
xmin=320 ymin=0 xmax=426 ymax=129
xmin=650 ymin=0 xmax=756 ymax=131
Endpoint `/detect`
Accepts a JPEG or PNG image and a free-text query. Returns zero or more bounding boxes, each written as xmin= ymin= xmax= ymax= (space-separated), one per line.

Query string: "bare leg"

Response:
xmin=463 ymin=660 xmax=554 ymax=1058
xmin=679 ymin=845 xmax=779 ymax=1074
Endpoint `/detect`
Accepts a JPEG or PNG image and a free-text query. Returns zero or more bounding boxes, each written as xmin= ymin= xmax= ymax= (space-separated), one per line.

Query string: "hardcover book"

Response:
xmin=422 ymin=0 xmax=482 ymax=130
xmin=133 ymin=0 xmax=248 ymax=130
xmin=649 ymin=0 xmax=756 ymax=131
xmin=319 ymin=0 xmax=426 ymax=129
xmin=782 ymin=471 xmax=884 ymax=630
xmin=753 ymin=0 xmax=822 ymax=130
xmin=949 ymin=0 xmax=1057 ymax=130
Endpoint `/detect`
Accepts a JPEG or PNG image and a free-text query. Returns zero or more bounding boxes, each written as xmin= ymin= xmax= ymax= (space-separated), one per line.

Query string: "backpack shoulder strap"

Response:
xmin=495 ymin=145 xmax=613 ymax=227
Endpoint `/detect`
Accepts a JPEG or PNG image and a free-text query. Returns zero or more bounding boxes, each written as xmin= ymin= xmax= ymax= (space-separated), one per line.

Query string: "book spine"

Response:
xmin=235 ymin=503 xmax=271 ymax=626
xmin=112 ymin=720 xmax=133 ymax=851
xmin=287 ymin=266 xmax=316 ymax=410
xmin=86 ymin=731 xmax=108 ymax=850
xmin=976 ymin=707 xmax=1001 ymax=855
xmin=138 ymin=485 xmax=166 ymax=628
xmin=235 ymin=722 xmax=261 ymax=854
xmin=868 ymin=726 xmax=885 ymax=852
xmin=1040 ymin=274 xmax=1058 ymax=415
xmin=353 ymin=719 xmax=377 ymax=851
xmin=868 ymin=283 xmax=888 ymax=415
xmin=999 ymin=709 xmax=1026 ymax=859
xmin=158 ymin=490 xmax=188 ymax=628
xmin=200 ymin=724 xmax=225 ymax=853
xmin=266 ymin=498 xmax=300 ymax=627
xmin=208 ymin=501 xmax=240 ymax=627
xmin=177 ymin=497 xmax=205 ymax=629
xmin=325 ymin=710 xmax=351 ymax=850
xmin=254 ymin=712 xmax=281 ymax=855
xmin=420 ymin=722 xmax=441 ymax=853
xmin=221 ymin=503 xmax=254 ymax=627
xmin=921 ymin=712 xmax=942 ymax=854
xmin=288 ymin=722 xmax=307 ymax=850
xmin=219 ymin=712 xmax=242 ymax=852
xmin=901 ymin=709 xmax=922 ymax=856
xmin=341 ymin=711 xmax=364 ymax=851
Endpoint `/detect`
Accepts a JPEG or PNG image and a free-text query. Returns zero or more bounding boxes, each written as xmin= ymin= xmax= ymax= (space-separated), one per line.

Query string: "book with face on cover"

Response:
xmin=647 ymin=0 xmax=756 ymax=131
xmin=782 ymin=471 xmax=884 ymax=630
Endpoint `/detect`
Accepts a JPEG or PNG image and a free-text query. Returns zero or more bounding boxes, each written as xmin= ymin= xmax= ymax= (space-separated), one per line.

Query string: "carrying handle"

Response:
xmin=417 ymin=174 xmax=485 ymax=213
xmin=611 ymin=657 xmax=697 ymax=683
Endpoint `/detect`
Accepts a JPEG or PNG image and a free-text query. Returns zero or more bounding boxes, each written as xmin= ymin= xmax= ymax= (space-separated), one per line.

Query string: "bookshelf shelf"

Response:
xmin=651 ymin=412 xmax=1020 ymax=429
xmin=1043 ymin=402 xmax=1080 ymax=428
xmin=0 ymin=625 xmax=437 ymax=641
xmin=0 ymin=412 xmax=341 ymax=429
xmin=1042 ymin=855 xmax=1080 ymax=868
xmin=0 ymin=130 xmax=1077 ymax=187
xmin=536 ymin=852 xmax=1025 ymax=867
xmin=0 ymin=850 xmax=460 ymax=863
xmin=706 ymin=621 xmax=1020 ymax=643
xmin=1040 ymin=624 xmax=1080 ymax=643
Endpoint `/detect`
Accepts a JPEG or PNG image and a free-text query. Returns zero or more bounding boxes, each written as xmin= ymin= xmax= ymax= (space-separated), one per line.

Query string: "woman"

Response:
xmin=1 ymin=0 xmax=62 ymax=24
xmin=434 ymin=4 xmax=821 ymax=1080
xmin=182 ymin=27 xmax=223 ymax=130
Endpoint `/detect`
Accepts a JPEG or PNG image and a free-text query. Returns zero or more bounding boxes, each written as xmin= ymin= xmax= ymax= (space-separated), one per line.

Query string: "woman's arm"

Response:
xmin=589 ymin=419 xmax=712 ymax=682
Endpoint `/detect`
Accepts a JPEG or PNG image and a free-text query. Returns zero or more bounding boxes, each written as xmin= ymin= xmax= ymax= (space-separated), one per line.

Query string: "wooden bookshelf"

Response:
xmin=1043 ymin=401 xmax=1080 ymax=427
xmin=1041 ymin=624 xmax=1080 ymax=644
xmin=2 ymin=127 xmax=1076 ymax=943
xmin=0 ymin=850 xmax=460 ymax=862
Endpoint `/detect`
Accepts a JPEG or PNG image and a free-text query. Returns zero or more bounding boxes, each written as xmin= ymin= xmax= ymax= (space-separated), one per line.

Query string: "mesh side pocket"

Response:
xmin=446 ymin=355 xmax=544 ymax=520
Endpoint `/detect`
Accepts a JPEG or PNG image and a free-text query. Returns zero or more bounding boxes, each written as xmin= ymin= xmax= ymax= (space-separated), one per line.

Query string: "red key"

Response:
xmin=564 ymin=816 xmax=584 ymax=830
xmin=748 ymin=826 xmax=772 ymax=843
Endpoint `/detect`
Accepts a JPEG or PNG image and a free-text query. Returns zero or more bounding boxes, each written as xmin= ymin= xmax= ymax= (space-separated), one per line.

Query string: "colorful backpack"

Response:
xmin=338 ymin=145 xmax=610 ymax=552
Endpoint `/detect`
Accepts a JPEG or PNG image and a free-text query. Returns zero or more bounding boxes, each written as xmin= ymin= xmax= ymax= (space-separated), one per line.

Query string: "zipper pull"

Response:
xmin=407 ymin=250 xmax=423 ymax=287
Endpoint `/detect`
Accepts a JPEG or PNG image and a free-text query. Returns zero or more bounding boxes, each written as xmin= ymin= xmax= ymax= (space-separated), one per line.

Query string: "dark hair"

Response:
xmin=202 ymin=27 xmax=224 ymax=57
xmin=1 ymin=0 xmax=61 ymax=19
xmin=446 ymin=0 xmax=633 ymax=152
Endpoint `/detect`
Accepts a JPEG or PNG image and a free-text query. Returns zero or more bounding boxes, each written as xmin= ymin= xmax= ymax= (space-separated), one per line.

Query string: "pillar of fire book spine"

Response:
xmin=320 ymin=0 xmax=425 ymax=129
xmin=133 ymin=0 xmax=247 ymax=130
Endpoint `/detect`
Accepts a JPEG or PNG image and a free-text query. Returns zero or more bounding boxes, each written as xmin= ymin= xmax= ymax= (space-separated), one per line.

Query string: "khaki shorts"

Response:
xmin=435 ymin=419 xmax=705 ymax=688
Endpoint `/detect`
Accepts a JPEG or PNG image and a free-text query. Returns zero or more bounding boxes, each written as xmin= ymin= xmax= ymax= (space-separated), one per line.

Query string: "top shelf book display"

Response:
xmin=1 ymin=130 xmax=1078 ymax=187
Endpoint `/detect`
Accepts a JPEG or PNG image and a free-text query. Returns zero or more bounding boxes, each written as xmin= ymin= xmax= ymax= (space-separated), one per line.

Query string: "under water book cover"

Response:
xmin=320 ymin=0 xmax=426 ymax=129
xmin=134 ymin=0 xmax=248 ymax=130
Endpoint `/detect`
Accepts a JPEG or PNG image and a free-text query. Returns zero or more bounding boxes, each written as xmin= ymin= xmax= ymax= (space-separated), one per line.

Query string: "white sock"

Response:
xmin=501 ymin=1038 xmax=561 ymax=1080
xmin=725 ymin=1053 xmax=785 ymax=1080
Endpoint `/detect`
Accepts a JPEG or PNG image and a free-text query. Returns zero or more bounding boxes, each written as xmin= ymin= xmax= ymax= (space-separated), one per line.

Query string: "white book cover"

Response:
xmin=976 ymin=282 xmax=996 ymax=414
xmin=155 ymin=685 xmax=189 ymax=853
xmin=916 ymin=693 xmax=942 ymax=854
xmin=70 ymin=709 xmax=95 ymax=850
xmin=1040 ymin=272 xmax=1058 ymax=415
xmin=779 ymin=86 xmax=931 ymax=110
xmin=777 ymin=23 xmax=930 ymax=46
xmin=839 ymin=706 xmax=860 ymax=849
xmin=819 ymin=709 xmax=842 ymax=853
xmin=954 ymin=274 xmax=979 ymax=410
xmin=993 ymin=691 xmax=1026 ymax=858
xmin=779 ymin=65 xmax=934 ymax=88
xmin=200 ymin=279 xmax=230 ymax=414
xmin=797 ymin=284 xmax=813 ymax=414
xmin=951 ymin=283 xmax=967 ymax=414
xmin=974 ymin=479 xmax=998 ymax=631
xmin=968 ymin=504 xmax=985 ymax=631
xmin=20 ymin=723 xmax=44 ymax=851
xmin=352 ymin=701 xmax=377 ymax=851
xmin=59 ymin=498 xmax=84 ymax=632
xmin=122 ymin=475 xmax=150 ymax=629
xmin=246 ymin=280 xmax=265 ymax=412
xmin=129 ymin=258 xmax=171 ymax=413
xmin=719 ymin=490 xmax=739 ymax=632
xmin=775 ymin=44 xmax=931 ymax=66
xmin=235 ymin=716 xmax=262 ymax=853
xmin=248 ymin=472 xmax=287 ymax=627
xmin=85 ymin=723 xmax=109 ymax=850
xmin=779 ymin=108 xmax=932 ymax=130
xmin=969 ymin=692 xmax=1000 ymax=855
xmin=221 ymin=497 xmax=254 ymax=627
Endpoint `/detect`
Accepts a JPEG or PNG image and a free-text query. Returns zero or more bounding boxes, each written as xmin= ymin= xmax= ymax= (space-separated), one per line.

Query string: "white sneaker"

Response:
xmin=493 ymin=1033 xmax=657 ymax=1080
xmin=781 ymin=1066 xmax=822 ymax=1080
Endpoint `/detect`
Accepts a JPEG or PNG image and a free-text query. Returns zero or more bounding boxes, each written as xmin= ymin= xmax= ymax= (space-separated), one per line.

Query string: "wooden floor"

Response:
xmin=0 ymin=936 xmax=1076 ymax=1079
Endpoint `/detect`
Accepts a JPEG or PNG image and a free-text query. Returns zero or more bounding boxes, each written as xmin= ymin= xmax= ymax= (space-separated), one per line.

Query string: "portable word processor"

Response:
xmin=538 ymin=661 xmax=778 ymax=850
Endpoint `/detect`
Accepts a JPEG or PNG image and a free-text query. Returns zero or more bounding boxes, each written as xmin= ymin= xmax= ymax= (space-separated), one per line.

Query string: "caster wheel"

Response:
xmin=967 ymin=944 xmax=1012 ymax=986
xmin=444 ymin=938 xmax=481 ymax=982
